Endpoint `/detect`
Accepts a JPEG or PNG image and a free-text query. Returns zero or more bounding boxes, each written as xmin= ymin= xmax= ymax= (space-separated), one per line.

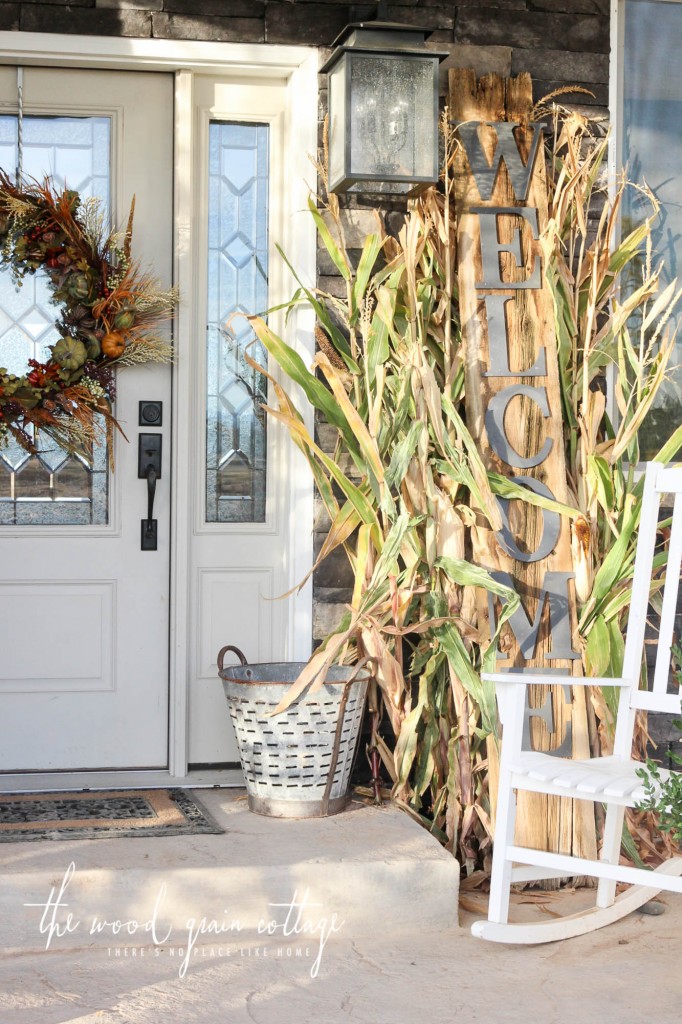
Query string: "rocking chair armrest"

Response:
xmin=482 ymin=673 xmax=632 ymax=689
xmin=484 ymin=673 xmax=633 ymax=734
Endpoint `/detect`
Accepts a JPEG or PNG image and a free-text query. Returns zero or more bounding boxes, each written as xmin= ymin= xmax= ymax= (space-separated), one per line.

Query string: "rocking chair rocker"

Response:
xmin=473 ymin=461 xmax=682 ymax=944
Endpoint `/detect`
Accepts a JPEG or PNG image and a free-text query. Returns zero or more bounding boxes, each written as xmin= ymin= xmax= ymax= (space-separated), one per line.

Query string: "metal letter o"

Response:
xmin=485 ymin=384 xmax=553 ymax=468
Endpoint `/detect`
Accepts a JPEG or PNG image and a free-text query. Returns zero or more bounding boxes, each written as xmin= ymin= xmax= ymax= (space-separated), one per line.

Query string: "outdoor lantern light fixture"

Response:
xmin=321 ymin=11 xmax=448 ymax=196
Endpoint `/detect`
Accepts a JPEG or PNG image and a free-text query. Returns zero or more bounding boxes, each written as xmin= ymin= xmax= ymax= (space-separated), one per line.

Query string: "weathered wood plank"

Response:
xmin=449 ymin=68 xmax=596 ymax=865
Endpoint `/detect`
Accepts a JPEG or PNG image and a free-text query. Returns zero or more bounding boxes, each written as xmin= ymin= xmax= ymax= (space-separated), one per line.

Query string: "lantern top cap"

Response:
xmin=320 ymin=21 xmax=448 ymax=73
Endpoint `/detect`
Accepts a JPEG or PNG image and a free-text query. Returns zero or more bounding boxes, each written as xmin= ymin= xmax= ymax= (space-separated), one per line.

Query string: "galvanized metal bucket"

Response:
xmin=218 ymin=645 xmax=370 ymax=818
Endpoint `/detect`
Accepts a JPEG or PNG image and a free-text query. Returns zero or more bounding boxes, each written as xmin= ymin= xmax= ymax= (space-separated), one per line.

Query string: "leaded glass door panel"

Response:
xmin=0 ymin=110 xmax=110 ymax=525
xmin=206 ymin=120 xmax=269 ymax=524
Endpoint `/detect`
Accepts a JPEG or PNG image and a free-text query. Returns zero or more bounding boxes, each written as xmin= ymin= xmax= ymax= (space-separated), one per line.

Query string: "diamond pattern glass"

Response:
xmin=0 ymin=114 xmax=110 ymax=525
xmin=206 ymin=122 xmax=269 ymax=524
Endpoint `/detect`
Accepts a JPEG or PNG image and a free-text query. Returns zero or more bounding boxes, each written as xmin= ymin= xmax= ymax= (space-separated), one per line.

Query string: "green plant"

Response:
xmin=636 ymin=716 xmax=682 ymax=844
xmin=635 ymin=651 xmax=682 ymax=853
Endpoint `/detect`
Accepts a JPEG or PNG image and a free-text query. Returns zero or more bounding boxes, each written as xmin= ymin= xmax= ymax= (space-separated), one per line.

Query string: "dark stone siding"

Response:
xmin=1 ymin=0 xmax=611 ymax=642
xmin=1 ymin=1 xmax=611 ymax=125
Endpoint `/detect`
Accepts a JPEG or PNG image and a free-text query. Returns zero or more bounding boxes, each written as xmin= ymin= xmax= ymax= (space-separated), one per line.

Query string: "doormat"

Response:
xmin=0 ymin=789 xmax=224 ymax=842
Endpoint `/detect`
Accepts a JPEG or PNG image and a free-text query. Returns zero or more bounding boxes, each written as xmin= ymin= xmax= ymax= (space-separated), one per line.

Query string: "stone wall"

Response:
xmin=0 ymin=1 xmax=611 ymax=118
xmin=1 ymin=0 xmax=612 ymax=645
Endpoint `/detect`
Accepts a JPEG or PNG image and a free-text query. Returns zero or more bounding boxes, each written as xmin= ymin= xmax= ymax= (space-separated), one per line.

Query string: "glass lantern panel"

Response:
xmin=349 ymin=54 xmax=435 ymax=182
xmin=328 ymin=59 xmax=347 ymax=189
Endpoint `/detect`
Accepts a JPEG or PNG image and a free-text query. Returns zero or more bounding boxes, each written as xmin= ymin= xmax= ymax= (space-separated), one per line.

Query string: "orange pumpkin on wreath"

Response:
xmin=101 ymin=331 xmax=126 ymax=359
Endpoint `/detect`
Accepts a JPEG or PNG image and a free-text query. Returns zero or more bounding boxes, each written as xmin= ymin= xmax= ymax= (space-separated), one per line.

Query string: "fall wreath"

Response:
xmin=0 ymin=173 xmax=176 ymax=463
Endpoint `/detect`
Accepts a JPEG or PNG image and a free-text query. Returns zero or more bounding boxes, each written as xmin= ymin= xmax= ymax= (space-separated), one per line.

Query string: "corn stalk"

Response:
xmin=241 ymin=110 xmax=681 ymax=868
xmin=542 ymin=111 xmax=682 ymax=760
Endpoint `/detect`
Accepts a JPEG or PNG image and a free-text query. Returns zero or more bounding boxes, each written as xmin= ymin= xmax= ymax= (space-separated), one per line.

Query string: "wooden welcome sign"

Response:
xmin=449 ymin=70 xmax=596 ymax=861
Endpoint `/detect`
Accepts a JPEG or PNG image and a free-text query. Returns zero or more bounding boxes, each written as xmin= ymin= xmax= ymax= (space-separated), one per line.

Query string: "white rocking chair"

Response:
xmin=473 ymin=461 xmax=682 ymax=944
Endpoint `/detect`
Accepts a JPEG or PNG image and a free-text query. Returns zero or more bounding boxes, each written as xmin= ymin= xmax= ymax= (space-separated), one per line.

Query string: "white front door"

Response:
xmin=0 ymin=68 xmax=173 ymax=771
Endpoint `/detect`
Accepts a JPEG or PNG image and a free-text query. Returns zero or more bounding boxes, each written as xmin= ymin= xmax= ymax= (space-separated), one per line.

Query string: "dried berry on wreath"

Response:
xmin=0 ymin=173 xmax=177 ymax=464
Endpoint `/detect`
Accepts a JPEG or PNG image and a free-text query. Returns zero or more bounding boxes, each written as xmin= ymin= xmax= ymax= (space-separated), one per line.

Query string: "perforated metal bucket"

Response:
xmin=218 ymin=646 xmax=370 ymax=818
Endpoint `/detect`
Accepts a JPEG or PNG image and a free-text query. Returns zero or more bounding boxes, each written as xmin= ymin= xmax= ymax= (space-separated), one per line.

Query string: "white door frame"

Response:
xmin=607 ymin=0 xmax=623 ymax=196
xmin=0 ymin=32 xmax=318 ymax=787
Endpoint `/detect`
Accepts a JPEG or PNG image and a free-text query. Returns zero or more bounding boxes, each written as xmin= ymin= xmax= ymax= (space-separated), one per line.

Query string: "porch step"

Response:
xmin=0 ymin=790 xmax=459 ymax=954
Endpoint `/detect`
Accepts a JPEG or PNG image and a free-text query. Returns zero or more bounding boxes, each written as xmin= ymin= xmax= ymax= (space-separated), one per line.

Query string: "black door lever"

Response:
xmin=138 ymin=433 xmax=162 ymax=551
xmin=142 ymin=463 xmax=158 ymax=550
xmin=146 ymin=464 xmax=157 ymax=524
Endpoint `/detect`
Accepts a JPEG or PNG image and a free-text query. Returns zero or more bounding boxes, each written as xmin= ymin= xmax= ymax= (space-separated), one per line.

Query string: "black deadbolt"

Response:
xmin=139 ymin=400 xmax=163 ymax=427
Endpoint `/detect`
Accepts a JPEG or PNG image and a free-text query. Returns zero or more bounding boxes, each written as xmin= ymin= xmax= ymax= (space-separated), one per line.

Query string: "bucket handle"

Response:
xmin=217 ymin=645 xmax=248 ymax=673
xmin=321 ymin=656 xmax=373 ymax=817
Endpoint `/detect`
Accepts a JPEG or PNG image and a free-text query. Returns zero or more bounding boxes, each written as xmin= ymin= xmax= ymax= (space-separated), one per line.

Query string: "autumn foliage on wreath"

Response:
xmin=0 ymin=173 xmax=176 ymax=462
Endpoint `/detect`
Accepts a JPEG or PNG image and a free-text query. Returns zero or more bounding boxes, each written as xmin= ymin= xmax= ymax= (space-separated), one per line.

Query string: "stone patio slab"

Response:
xmin=0 ymin=789 xmax=459 ymax=955
xmin=2 ymin=788 xmax=680 ymax=1023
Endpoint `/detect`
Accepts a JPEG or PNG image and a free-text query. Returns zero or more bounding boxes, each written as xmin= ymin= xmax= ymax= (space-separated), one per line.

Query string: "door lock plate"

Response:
xmin=141 ymin=519 xmax=158 ymax=551
xmin=138 ymin=433 xmax=162 ymax=479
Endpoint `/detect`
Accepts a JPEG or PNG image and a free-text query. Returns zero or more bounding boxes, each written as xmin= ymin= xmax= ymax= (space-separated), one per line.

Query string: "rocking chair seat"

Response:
xmin=509 ymin=751 xmax=668 ymax=804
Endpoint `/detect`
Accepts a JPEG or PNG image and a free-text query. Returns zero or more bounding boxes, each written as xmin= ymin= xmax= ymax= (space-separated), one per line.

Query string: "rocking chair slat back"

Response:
xmin=651 ymin=496 xmax=682 ymax=698
xmin=625 ymin=462 xmax=682 ymax=714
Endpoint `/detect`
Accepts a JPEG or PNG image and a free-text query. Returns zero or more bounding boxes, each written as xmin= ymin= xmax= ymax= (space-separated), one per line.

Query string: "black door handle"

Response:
xmin=146 ymin=464 xmax=157 ymax=523
xmin=138 ymin=433 xmax=162 ymax=551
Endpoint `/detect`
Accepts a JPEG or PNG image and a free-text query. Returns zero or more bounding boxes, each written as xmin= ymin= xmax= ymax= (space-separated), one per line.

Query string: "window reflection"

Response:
xmin=623 ymin=0 xmax=682 ymax=456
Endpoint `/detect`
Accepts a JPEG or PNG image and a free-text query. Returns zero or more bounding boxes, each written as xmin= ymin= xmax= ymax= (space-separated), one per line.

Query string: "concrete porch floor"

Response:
xmin=0 ymin=788 xmax=680 ymax=1023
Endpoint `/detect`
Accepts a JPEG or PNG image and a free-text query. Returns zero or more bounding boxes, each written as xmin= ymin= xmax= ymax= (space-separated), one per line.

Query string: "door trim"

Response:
xmin=0 ymin=33 xmax=318 ymax=787
xmin=0 ymin=32 xmax=319 ymax=75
